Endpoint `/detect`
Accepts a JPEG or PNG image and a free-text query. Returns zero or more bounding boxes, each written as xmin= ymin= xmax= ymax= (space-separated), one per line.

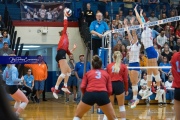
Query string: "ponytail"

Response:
xmin=113 ymin=51 xmax=122 ymax=73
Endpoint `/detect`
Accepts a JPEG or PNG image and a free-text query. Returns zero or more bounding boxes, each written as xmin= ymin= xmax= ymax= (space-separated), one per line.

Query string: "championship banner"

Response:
xmin=20 ymin=1 xmax=72 ymax=21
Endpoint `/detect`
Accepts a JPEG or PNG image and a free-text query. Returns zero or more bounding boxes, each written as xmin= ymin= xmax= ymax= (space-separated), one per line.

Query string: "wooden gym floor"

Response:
xmin=15 ymin=93 xmax=175 ymax=120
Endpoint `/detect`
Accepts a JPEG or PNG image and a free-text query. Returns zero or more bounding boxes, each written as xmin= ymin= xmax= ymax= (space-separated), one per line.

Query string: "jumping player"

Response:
xmin=3 ymin=54 xmax=29 ymax=117
xmin=103 ymin=51 xmax=128 ymax=120
xmin=171 ymin=51 xmax=180 ymax=119
xmin=134 ymin=5 xmax=162 ymax=100
xmin=124 ymin=18 xmax=141 ymax=108
xmin=51 ymin=8 xmax=77 ymax=99
xmin=73 ymin=55 xmax=118 ymax=120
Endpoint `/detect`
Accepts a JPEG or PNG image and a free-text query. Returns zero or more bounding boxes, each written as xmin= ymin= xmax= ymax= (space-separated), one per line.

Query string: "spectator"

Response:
xmin=142 ymin=12 xmax=148 ymax=22
xmin=98 ymin=0 xmax=107 ymax=16
xmin=161 ymin=44 xmax=173 ymax=62
xmin=117 ymin=23 xmax=124 ymax=40
xmin=160 ymin=5 xmax=168 ymax=18
xmin=112 ymin=33 xmax=120 ymax=47
xmin=22 ymin=69 xmax=35 ymax=101
xmin=165 ymin=75 xmax=174 ymax=104
xmin=46 ymin=8 xmax=52 ymax=22
xmin=125 ymin=9 xmax=136 ymax=22
xmin=39 ymin=4 xmax=47 ymax=21
xmin=122 ymin=34 xmax=130 ymax=47
xmin=118 ymin=10 xmax=125 ymax=22
xmin=111 ymin=20 xmax=117 ymax=29
xmin=84 ymin=3 xmax=95 ymax=27
xmin=24 ymin=55 xmax=48 ymax=103
xmin=123 ymin=1 xmax=134 ymax=16
xmin=150 ymin=26 xmax=159 ymax=39
xmin=157 ymin=31 xmax=167 ymax=48
xmin=115 ymin=14 xmax=122 ymax=26
xmin=139 ymin=72 xmax=150 ymax=105
xmin=164 ymin=22 xmax=175 ymax=36
xmin=75 ymin=54 xmax=91 ymax=104
xmin=104 ymin=11 xmax=110 ymax=23
xmin=173 ymin=39 xmax=180 ymax=53
xmin=2 ymin=31 xmax=10 ymax=46
xmin=26 ymin=9 xmax=32 ymax=21
xmin=148 ymin=11 xmax=158 ymax=22
xmin=120 ymin=44 xmax=127 ymax=59
xmin=152 ymin=80 xmax=166 ymax=107
xmin=167 ymin=36 xmax=176 ymax=50
xmin=89 ymin=12 xmax=109 ymax=55
xmin=175 ymin=23 xmax=180 ymax=39
xmin=66 ymin=54 xmax=77 ymax=103
xmin=148 ymin=0 xmax=159 ymax=13
xmin=33 ymin=8 xmax=39 ymax=21
xmin=0 ymin=42 xmax=13 ymax=56
xmin=159 ymin=56 xmax=171 ymax=82
xmin=140 ymin=51 xmax=147 ymax=67
xmin=169 ymin=11 xmax=177 ymax=27
xmin=0 ymin=15 xmax=5 ymax=31
xmin=0 ymin=35 xmax=3 ymax=49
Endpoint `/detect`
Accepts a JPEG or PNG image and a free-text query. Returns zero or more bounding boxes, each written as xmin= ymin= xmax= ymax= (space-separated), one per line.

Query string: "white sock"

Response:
xmin=15 ymin=111 xmax=20 ymax=116
xmin=121 ymin=118 xmax=126 ymax=120
xmin=55 ymin=85 xmax=59 ymax=90
xmin=133 ymin=95 xmax=137 ymax=100
xmin=73 ymin=117 xmax=80 ymax=120
xmin=64 ymin=83 xmax=67 ymax=87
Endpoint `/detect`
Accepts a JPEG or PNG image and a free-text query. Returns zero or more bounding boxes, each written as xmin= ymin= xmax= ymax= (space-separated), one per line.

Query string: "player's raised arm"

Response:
xmin=134 ymin=5 xmax=143 ymax=25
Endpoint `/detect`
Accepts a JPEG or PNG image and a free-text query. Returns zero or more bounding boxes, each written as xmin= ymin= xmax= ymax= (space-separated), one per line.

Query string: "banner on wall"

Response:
xmin=20 ymin=1 xmax=72 ymax=21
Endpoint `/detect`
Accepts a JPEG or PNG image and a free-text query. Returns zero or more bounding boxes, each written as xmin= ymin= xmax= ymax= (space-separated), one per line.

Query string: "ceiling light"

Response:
xmin=18 ymin=46 xmax=40 ymax=48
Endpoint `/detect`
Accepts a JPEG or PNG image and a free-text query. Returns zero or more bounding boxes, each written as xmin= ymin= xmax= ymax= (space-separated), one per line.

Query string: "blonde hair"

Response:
xmin=113 ymin=51 xmax=122 ymax=73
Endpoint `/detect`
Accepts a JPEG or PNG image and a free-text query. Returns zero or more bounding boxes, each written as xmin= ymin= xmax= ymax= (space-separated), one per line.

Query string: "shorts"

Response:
xmin=129 ymin=62 xmax=140 ymax=71
xmin=174 ymin=88 xmax=180 ymax=101
xmin=112 ymin=81 xmax=124 ymax=95
xmin=67 ymin=75 xmax=77 ymax=86
xmin=34 ymin=80 xmax=45 ymax=91
xmin=145 ymin=46 xmax=158 ymax=59
xmin=55 ymin=49 xmax=66 ymax=63
xmin=5 ymin=85 xmax=18 ymax=95
xmin=82 ymin=91 xmax=110 ymax=106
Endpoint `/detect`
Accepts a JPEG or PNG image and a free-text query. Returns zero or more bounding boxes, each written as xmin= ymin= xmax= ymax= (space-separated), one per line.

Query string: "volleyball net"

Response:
xmin=98 ymin=16 xmax=180 ymax=69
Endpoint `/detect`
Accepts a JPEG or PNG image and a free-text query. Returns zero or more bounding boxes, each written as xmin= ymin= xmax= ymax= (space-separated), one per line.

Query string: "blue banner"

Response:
xmin=0 ymin=56 xmax=49 ymax=64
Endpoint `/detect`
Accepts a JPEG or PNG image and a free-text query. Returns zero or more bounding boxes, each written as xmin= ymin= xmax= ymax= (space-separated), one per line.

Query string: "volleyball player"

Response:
xmin=51 ymin=8 xmax=77 ymax=99
xmin=171 ymin=51 xmax=180 ymax=119
xmin=134 ymin=5 xmax=162 ymax=100
xmin=3 ymin=54 xmax=29 ymax=117
xmin=73 ymin=55 xmax=118 ymax=120
xmin=103 ymin=51 xmax=128 ymax=120
xmin=124 ymin=18 xmax=141 ymax=108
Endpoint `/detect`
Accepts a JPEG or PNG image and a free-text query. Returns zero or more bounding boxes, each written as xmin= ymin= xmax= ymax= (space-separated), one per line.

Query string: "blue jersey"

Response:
xmin=24 ymin=74 xmax=34 ymax=87
xmin=3 ymin=65 xmax=21 ymax=85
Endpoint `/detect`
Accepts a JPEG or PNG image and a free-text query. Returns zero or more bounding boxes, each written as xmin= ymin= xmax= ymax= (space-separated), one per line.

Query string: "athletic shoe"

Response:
xmin=61 ymin=86 xmax=71 ymax=94
xmin=131 ymin=99 xmax=139 ymax=109
xmin=51 ymin=87 xmax=60 ymax=99
xmin=31 ymin=96 xmax=35 ymax=103
xmin=103 ymin=114 xmax=108 ymax=120
xmin=66 ymin=98 xmax=69 ymax=103
xmin=155 ymin=89 xmax=163 ymax=100
xmin=142 ymin=90 xmax=153 ymax=99
xmin=170 ymin=100 xmax=174 ymax=105
xmin=145 ymin=97 xmax=150 ymax=106
xmin=158 ymin=103 xmax=163 ymax=107
xmin=128 ymin=99 xmax=134 ymax=106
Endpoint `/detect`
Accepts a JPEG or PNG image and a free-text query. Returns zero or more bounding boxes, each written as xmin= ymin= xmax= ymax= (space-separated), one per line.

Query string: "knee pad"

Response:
xmin=73 ymin=117 xmax=80 ymax=120
xmin=60 ymin=73 xmax=66 ymax=78
xmin=147 ymin=75 xmax=152 ymax=82
xmin=132 ymin=85 xmax=138 ymax=92
xmin=119 ymin=105 xmax=126 ymax=112
xmin=14 ymin=102 xmax=21 ymax=109
xmin=67 ymin=73 xmax=71 ymax=77
xmin=19 ymin=102 xmax=28 ymax=109
xmin=154 ymin=74 xmax=161 ymax=82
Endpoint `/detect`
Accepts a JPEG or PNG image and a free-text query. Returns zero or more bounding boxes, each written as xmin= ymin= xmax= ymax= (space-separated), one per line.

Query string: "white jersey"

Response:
xmin=47 ymin=11 xmax=52 ymax=20
xmin=39 ymin=9 xmax=46 ymax=18
xmin=127 ymin=41 xmax=141 ymax=63
xmin=140 ymin=79 xmax=147 ymax=87
xmin=141 ymin=27 xmax=153 ymax=49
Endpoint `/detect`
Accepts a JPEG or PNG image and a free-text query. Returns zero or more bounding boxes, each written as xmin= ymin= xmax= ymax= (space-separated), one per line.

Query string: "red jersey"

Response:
xmin=81 ymin=69 xmax=112 ymax=96
xmin=57 ymin=19 xmax=71 ymax=55
xmin=176 ymin=30 xmax=180 ymax=37
xmin=106 ymin=62 xmax=128 ymax=91
xmin=171 ymin=52 xmax=180 ymax=88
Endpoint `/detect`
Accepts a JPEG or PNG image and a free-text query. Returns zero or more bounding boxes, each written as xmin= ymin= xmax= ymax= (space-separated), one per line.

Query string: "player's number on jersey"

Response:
xmin=95 ymin=70 xmax=101 ymax=79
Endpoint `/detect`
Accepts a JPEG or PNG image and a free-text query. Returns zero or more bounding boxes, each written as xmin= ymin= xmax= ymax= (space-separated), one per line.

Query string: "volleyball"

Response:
xmin=64 ymin=8 xmax=72 ymax=17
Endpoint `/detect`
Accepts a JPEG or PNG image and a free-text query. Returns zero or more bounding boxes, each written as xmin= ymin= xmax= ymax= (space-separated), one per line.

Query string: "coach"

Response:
xmin=89 ymin=12 xmax=109 ymax=55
